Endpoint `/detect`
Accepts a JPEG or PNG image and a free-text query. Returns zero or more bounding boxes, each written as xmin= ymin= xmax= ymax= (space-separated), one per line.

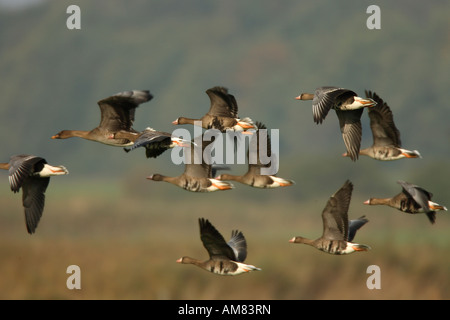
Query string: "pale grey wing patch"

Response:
xmin=227 ymin=230 xmax=247 ymax=262
xmin=9 ymin=164 xmax=31 ymax=193
xmin=312 ymin=87 xmax=354 ymax=124
xmin=341 ymin=121 xmax=362 ymax=161
xmin=8 ymin=155 xmax=43 ymax=193
xmin=397 ymin=180 xmax=432 ymax=212
xmin=115 ymin=90 xmax=153 ymax=126
xmin=126 ymin=130 xmax=172 ymax=158
xmin=348 ymin=216 xmax=369 ymax=242
xmin=312 ymin=90 xmax=335 ymax=124
xmin=336 ymin=109 xmax=363 ymax=161
xmin=108 ymin=90 xmax=153 ymax=110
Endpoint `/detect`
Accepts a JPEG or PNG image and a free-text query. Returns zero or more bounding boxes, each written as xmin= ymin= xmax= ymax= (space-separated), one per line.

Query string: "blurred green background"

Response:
xmin=0 ymin=0 xmax=449 ymax=299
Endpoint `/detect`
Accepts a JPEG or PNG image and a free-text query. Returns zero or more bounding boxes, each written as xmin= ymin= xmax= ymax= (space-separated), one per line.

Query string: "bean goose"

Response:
xmin=51 ymin=90 xmax=152 ymax=146
xmin=0 ymin=155 xmax=68 ymax=234
xmin=146 ymin=137 xmax=234 ymax=192
xmin=343 ymin=91 xmax=421 ymax=160
xmin=289 ymin=180 xmax=371 ymax=255
xmin=296 ymin=86 xmax=376 ymax=161
xmin=216 ymin=122 xmax=295 ymax=188
xmin=114 ymin=127 xmax=191 ymax=158
xmin=364 ymin=180 xmax=447 ymax=224
xmin=177 ymin=218 xmax=261 ymax=275
xmin=172 ymin=86 xmax=255 ymax=133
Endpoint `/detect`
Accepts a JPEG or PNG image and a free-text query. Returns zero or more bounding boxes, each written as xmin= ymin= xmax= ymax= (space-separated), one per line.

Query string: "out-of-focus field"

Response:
xmin=0 ymin=176 xmax=449 ymax=300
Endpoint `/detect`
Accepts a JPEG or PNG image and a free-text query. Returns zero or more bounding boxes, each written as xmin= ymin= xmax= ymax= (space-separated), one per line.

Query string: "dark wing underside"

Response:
xmin=183 ymin=137 xmax=214 ymax=178
xmin=247 ymin=121 xmax=273 ymax=175
xmin=321 ymin=180 xmax=353 ymax=241
xmin=206 ymin=86 xmax=238 ymax=118
xmin=348 ymin=216 xmax=369 ymax=242
xmin=336 ymin=109 xmax=363 ymax=161
xmin=312 ymin=87 xmax=356 ymax=124
xmin=22 ymin=177 xmax=50 ymax=234
xmin=128 ymin=129 xmax=172 ymax=158
xmin=199 ymin=218 xmax=237 ymax=260
xmin=398 ymin=180 xmax=433 ymax=212
xmin=97 ymin=90 xmax=153 ymax=132
xmin=365 ymin=90 xmax=401 ymax=147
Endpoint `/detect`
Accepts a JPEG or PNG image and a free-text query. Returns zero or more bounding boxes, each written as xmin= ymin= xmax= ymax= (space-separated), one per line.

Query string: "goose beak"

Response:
xmin=363 ymin=199 xmax=370 ymax=205
xmin=146 ymin=175 xmax=154 ymax=180
xmin=288 ymin=237 xmax=296 ymax=243
xmin=172 ymin=119 xmax=179 ymax=125
xmin=352 ymin=244 xmax=371 ymax=252
xmin=50 ymin=167 xmax=69 ymax=174
xmin=180 ymin=142 xmax=191 ymax=147
xmin=237 ymin=122 xmax=255 ymax=130
xmin=401 ymin=152 xmax=421 ymax=158
xmin=176 ymin=258 xmax=182 ymax=263
xmin=172 ymin=139 xmax=191 ymax=147
xmin=354 ymin=97 xmax=377 ymax=107
xmin=211 ymin=181 xmax=233 ymax=190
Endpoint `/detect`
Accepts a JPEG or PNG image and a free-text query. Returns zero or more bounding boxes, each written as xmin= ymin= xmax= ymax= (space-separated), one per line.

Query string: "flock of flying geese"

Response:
xmin=0 ymin=86 xmax=447 ymax=276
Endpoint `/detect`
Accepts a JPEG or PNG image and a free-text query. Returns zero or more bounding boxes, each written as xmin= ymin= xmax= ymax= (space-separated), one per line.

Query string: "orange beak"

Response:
xmin=355 ymin=97 xmax=377 ymax=107
xmin=237 ymin=122 xmax=255 ymax=130
xmin=211 ymin=181 xmax=233 ymax=190
xmin=401 ymin=152 xmax=419 ymax=158
xmin=173 ymin=140 xmax=191 ymax=147
xmin=352 ymin=245 xmax=369 ymax=252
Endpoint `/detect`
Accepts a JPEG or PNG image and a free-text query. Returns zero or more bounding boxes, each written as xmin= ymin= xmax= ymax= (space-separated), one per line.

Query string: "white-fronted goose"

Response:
xmin=296 ymin=86 xmax=377 ymax=161
xmin=114 ymin=127 xmax=191 ymax=158
xmin=177 ymin=218 xmax=262 ymax=275
xmin=289 ymin=180 xmax=371 ymax=255
xmin=216 ymin=122 xmax=295 ymax=188
xmin=0 ymin=155 xmax=68 ymax=234
xmin=364 ymin=180 xmax=447 ymax=224
xmin=51 ymin=90 xmax=152 ymax=146
xmin=146 ymin=137 xmax=234 ymax=192
xmin=344 ymin=91 xmax=421 ymax=160
xmin=172 ymin=86 xmax=255 ymax=133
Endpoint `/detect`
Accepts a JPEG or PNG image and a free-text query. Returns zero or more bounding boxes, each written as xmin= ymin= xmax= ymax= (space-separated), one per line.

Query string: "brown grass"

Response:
xmin=0 ymin=178 xmax=449 ymax=300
